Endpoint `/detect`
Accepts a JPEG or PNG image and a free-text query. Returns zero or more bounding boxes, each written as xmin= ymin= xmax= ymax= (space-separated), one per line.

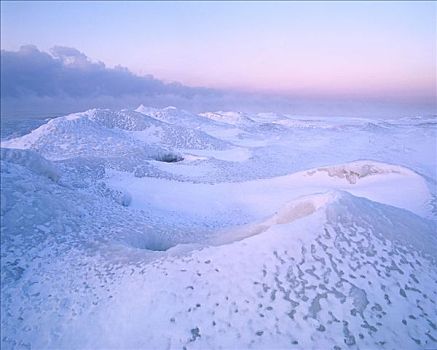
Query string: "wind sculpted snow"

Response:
xmin=1 ymin=107 xmax=436 ymax=349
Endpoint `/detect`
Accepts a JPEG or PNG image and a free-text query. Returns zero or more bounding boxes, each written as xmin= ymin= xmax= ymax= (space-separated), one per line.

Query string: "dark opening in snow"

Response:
xmin=121 ymin=230 xmax=179 ymax=251
xmin=154 ymin=153 xmax=184 ymax=163
xmin=139 ymin=240 xmax=174 ymax=252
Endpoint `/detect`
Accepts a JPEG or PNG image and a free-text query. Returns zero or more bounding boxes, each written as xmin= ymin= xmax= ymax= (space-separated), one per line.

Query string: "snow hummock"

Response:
xmin=212 ymin=191 xmax=339 ymax=245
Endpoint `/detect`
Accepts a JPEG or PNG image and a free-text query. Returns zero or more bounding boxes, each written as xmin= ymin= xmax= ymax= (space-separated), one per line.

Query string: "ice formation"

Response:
xmin=1 ymin=107 xmax=436 ymax=349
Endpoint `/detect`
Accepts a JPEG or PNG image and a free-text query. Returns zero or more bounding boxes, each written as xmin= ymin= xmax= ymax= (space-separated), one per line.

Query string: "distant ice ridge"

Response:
xmin=199 ymin=111 xmax=255 ymax=125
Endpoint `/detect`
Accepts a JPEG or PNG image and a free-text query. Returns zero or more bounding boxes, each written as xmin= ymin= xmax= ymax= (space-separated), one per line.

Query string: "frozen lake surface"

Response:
xmin=1 ymin=107 xmax=436 ymax=349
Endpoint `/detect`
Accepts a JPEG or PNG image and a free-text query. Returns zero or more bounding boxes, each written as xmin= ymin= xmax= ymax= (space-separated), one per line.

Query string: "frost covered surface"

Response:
xmin=1 ymin=107 xmax=436 ymax=349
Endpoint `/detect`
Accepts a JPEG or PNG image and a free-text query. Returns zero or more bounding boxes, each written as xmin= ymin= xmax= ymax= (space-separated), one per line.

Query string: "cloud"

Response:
xmin=0 ymin=45 xmax=215 ymax=100
xmin=1 ymin=45 xmax=434 ymax=118
xmin=50 ymin=46 xmax=91 ymax=67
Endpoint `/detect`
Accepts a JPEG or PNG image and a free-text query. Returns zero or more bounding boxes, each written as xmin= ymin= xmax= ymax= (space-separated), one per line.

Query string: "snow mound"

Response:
xmin=1 ymin=147 xmax=60 ymax=182
xmin=87 ymin=108 xmax=160 ymax=131
xmin=1 ymin=108 xmax=228 ymax=161
xmin=213 ymin=192 xmax=338 ymax=244
xmin=213 ymin=190 xmax=436 ymax=256
xmin=89 ymin=109 xmax=229 ymax=150
xmin=136 ymin=105 xmax=216 ymax=127
xmin=33 ymin=190 xmax=435 ymax=350
xmin=328 ymin=191 xmax=437 ymax=258
xmin=1 ymin=109 xmax=147 ymax=160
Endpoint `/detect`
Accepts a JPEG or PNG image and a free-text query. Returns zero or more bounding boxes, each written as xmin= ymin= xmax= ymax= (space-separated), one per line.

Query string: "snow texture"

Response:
xmin=1 ymin=107 xmax=436 ymax=349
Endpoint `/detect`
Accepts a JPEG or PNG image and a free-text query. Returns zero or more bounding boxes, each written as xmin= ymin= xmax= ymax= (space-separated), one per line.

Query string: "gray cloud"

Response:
xmin=1 ymin=46 xmax=434 ymax=119
xmin=1 ymin=45 xmax=214 ymax=100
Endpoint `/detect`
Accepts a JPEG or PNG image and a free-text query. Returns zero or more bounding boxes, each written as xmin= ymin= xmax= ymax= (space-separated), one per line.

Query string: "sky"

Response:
xmin=1 ymin=1 xmax=436 ymax=117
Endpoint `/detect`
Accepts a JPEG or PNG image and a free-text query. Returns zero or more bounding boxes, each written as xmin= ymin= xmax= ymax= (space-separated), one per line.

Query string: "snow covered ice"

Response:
xmin=1 ymin=107 xmax=437 ymax=349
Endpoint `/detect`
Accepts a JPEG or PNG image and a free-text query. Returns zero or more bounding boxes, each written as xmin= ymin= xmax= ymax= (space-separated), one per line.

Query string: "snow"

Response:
xmin=1 ymin=148 xmax=60 ymax=182
xmin=199 ymin=111 xmax=255 ymax=125
xmin=1 ymin=106 xmax=436 ymax=349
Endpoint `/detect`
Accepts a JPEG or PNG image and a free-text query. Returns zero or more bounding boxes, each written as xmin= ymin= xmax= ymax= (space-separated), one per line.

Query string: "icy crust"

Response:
xmin=0 ymin=149 xmax=133 ymax=210
xmin=1 ymin=110 xmax=161 ymax=160
xmin=0 ymin=147 xmax=60 ymax=182
xmin=91 ymin=109 xmax=230 ymax=150
xmin=1 ymin=108 xmax=437 ymax=349
xmin=135 ymin=105 xmax=227 ymax=128
xmin=213 ymin=190 xmax=437 ymax=255
xmin=306 ymin=160 xmax=410 ymax=184
xmin=87 ymin=108 xmax=229 ymax=150
xmin=92 ymin=194 xmax=436 ymax=350
xmin=3 ymin=190 xmax=435 ymax=349
xmin=328 ymin=191 xmax=437 ymax=258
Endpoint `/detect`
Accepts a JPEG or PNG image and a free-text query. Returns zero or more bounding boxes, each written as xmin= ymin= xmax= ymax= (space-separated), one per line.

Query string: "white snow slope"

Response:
xmin=1 ymin=107 xmax=436 ymax=350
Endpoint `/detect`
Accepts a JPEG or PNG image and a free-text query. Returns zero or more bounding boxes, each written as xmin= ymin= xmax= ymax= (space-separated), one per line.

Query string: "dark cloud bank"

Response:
xmin=1 ymin=45 xmax=434 ymax=119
